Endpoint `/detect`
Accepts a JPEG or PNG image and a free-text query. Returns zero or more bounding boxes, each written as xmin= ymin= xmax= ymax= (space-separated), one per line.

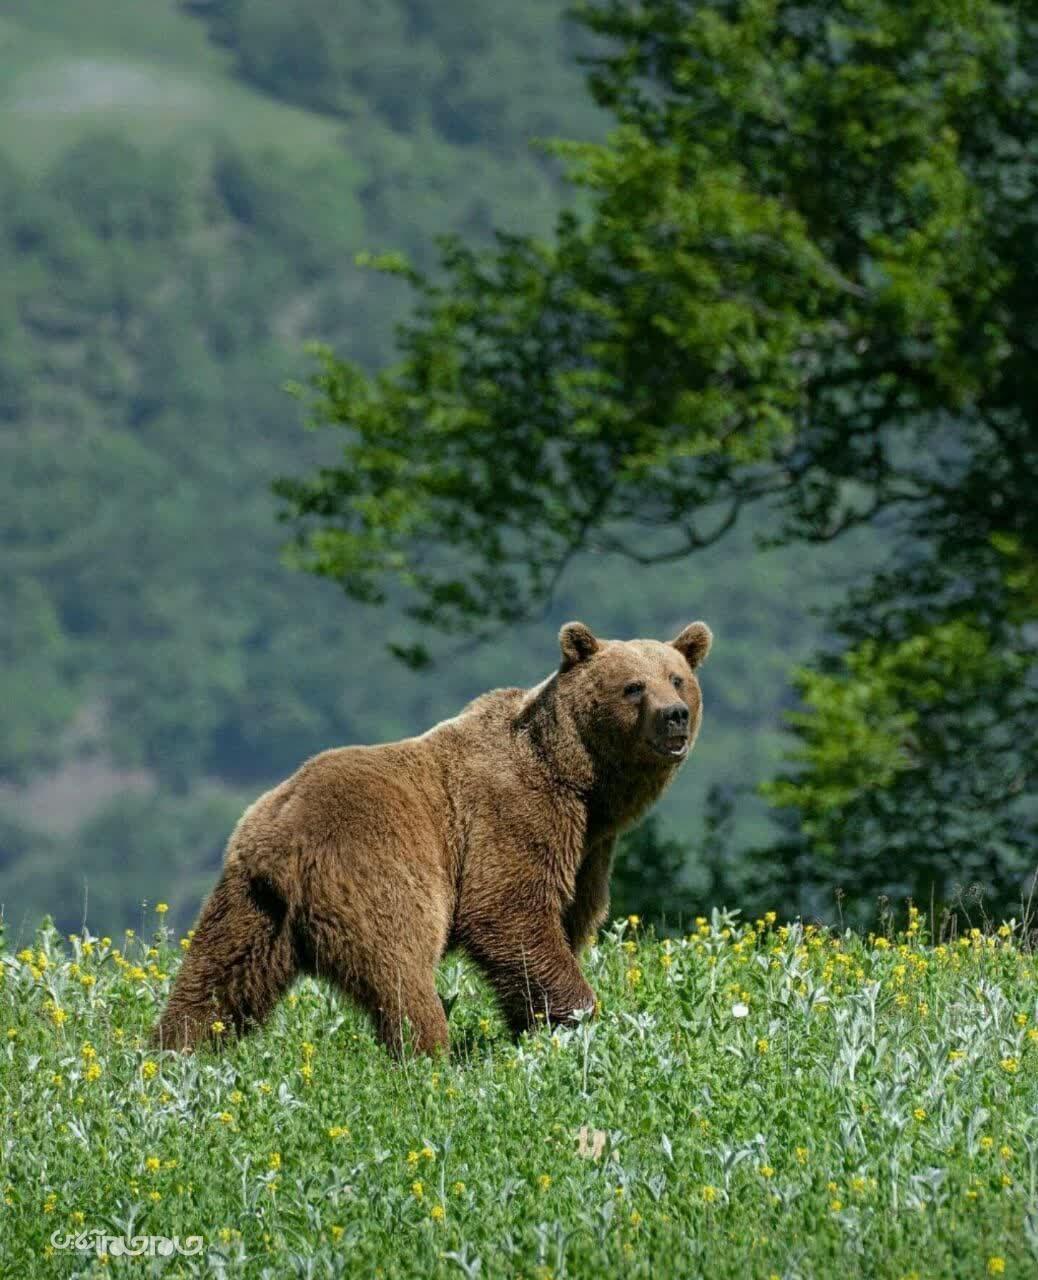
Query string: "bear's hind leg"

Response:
xmin=153 ymin=866 xmax=297 ymax=1051
xmin=300 ymin=905 xmax=449 ymax=1057
xmin=369 ymin=976 xmax=450 ymax=1057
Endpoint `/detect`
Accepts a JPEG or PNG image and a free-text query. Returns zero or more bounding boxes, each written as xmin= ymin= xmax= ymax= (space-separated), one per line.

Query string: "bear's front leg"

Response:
xmin=563 ymin=838 xmax=614 ymax=953
xmin=460 ymin=900 xmax=596 ymax=1036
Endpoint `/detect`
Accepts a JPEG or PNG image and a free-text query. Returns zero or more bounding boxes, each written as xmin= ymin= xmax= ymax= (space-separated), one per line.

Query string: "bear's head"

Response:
xmin=557 ymin=620 xmax=712 ymax=770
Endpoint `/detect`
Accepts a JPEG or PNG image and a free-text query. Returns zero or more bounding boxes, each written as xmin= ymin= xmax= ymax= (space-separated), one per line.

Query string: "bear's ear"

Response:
xmin=559 ymin=621 xmax=601 ymax=671
xmin=670 ymin=621 xmax=712 ymax=670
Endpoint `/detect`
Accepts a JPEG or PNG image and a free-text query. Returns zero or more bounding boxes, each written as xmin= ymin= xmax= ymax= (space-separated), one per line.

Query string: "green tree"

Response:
xmin=759 ymin=612 xmax=1036 ymax=922
xmin=279 ymin=0 xmax=1038 ymax=918
xmin=612 ymin=789 xmax=740 ymax=929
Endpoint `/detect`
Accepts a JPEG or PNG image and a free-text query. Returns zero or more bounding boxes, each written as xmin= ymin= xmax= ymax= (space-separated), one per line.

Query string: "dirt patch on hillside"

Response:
xmin=12 ymin=58 xmax=203 ymax=115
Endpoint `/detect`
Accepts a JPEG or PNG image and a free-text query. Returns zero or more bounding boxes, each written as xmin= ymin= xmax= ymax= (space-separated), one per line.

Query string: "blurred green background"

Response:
xmin=1 ymin=0 xmax=1031 ymax=940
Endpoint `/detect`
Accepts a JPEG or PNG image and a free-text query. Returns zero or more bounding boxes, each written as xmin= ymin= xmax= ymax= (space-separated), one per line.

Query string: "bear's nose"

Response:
xmin=662 ymin=702 xmax=689 ymax=730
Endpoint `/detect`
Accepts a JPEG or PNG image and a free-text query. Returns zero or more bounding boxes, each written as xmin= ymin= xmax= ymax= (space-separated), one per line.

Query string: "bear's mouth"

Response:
xmin=651 ymin=734 xmax=689 ymax=760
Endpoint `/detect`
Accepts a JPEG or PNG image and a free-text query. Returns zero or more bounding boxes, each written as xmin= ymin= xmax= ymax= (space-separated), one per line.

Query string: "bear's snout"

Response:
xmin=648 ymin=701 xmax=691 ymax=758
xmin=661 ymin=702 xmax=689 ymax=730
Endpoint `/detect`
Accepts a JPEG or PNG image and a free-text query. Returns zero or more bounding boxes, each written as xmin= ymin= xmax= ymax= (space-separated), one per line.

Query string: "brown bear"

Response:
xmin=154 ymin=620 xmax=712 ymax=1056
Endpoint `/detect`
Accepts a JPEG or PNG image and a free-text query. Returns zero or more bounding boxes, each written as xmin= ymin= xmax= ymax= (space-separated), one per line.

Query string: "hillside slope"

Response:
xmin=0 ymin=0 xmax=345 ymax=173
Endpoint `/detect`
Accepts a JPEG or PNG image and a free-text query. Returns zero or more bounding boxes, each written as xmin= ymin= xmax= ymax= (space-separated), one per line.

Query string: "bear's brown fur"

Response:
xmin=154 ymin=620 xmax=712 ymax=1055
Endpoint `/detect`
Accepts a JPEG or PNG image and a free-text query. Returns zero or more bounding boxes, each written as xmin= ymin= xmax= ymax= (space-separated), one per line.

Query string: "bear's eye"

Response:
xmin=623 ymin=681 xmax=645 ymax=699
xmin=671 ymin=674 xmax=684 ymax=690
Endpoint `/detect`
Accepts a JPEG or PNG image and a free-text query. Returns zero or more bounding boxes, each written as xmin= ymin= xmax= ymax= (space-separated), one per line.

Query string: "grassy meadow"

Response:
xmin=3 ymin=908 xmax=1038 ymax=1277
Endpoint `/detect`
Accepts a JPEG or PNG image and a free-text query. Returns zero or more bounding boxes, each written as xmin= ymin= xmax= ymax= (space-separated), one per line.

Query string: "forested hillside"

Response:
xmin=0 ymin=0 xmax=865 ymax=935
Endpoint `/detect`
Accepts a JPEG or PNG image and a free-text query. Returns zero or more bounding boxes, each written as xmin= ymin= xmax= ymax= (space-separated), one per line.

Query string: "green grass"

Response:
xmin=0 ymin=0 xmax=344 ymax=172
xmin=4 ymin=909 xmax=1038 ymax=1277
